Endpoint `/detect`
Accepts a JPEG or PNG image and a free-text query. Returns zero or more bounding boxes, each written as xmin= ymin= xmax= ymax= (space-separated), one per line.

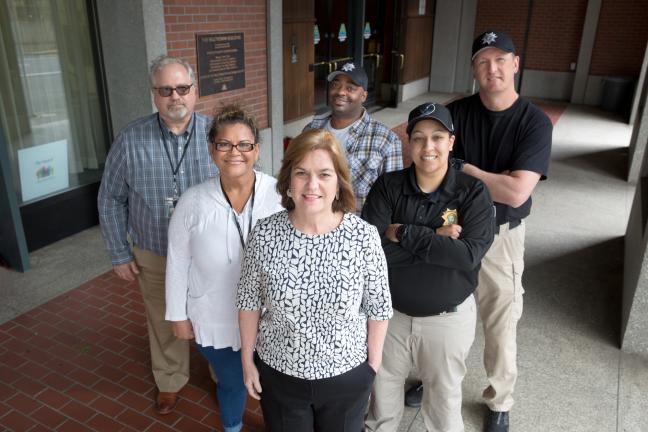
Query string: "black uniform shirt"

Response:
xmin=448 ymin=94 xmax=552 ymax=225
xmin=362 ymin=165 xmax=495 ymax=316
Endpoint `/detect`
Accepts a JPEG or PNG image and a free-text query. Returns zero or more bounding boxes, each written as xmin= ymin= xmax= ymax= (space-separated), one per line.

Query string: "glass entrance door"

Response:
xmin=314 ymin=0 xmax=355 ymax=112
xmin=362 ymin=0 xmax=385 ymax=107
xmin=0 ymin=0 xmax=109 ymax=251
xmin=313 ymin=0 xmax=392 ymax=112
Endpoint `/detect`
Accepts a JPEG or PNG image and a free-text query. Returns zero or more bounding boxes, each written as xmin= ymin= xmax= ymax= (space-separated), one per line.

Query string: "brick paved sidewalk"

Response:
xmin=0 ymin=271 xmax=264 ymax=432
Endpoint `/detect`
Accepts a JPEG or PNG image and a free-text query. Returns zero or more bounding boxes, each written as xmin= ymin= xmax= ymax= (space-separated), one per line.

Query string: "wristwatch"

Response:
xmin=450 ymin=158 xmax=465 ymax=171
xmin=395 ymin=224 xmax=409 ymax=242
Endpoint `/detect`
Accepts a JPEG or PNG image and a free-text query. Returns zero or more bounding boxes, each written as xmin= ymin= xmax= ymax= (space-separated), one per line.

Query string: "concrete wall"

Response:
xmin=266 ymin=0 xmax=284 ymax=175
xmin=571 ymin=0 xmax=601 ymax=104
xmin=398 ymin=77 xmax=430 ymax=102
xmin=628 ymin=65 xmax=648 ymax=183
xmin=622 ymin=67 xmax=648 ymax=354
xmin=429 ymin=0 xmax=464 ymax=94
xmin=429 ymin=0 xmax=476 ymax=94
xmin=520 ymin=70 xmax=574 ymax=101
xmin=630 ymin=42 xmax=648 ymax=126
xmin=582 ymin=75 xmax=604 ymax=106
xmin=622 ymin=177 xmax=648 ymax=354
xmin=96 ymin=0 xmax=166 ymax=136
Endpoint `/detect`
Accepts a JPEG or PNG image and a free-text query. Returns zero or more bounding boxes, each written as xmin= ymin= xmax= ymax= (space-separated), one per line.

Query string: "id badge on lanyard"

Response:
xmin=159 ymin=114 xmax=195 ymax=218
xmin=165 ymin=180 xmax=179 ymax=218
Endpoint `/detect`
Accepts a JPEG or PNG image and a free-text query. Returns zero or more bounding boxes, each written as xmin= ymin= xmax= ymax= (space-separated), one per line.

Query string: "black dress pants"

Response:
xmin=255 ymin=354 xmax=375 ymax=432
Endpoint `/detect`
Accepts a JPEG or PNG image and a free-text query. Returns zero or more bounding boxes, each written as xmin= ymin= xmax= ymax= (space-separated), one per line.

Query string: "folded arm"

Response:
xmin=463 ymin=165 xmax=540 ymax=208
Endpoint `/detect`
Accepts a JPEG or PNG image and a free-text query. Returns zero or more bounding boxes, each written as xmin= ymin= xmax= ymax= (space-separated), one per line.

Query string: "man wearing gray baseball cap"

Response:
xmin=303 ymin=61 xmax=402 ymax=213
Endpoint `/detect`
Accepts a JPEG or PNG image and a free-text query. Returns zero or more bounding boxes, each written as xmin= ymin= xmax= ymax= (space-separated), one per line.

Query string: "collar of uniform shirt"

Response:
xmin=402 ymin=164 xmax=457 ymax=203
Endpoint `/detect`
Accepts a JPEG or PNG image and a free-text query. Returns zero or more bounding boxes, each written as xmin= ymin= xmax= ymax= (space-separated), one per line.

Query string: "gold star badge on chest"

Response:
xmin=441 ymin=208 xmax=458 ymax=226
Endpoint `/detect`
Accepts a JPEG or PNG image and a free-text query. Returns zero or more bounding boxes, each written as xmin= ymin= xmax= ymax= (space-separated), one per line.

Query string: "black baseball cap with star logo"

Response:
xmin=471 ymin=30 xmax=516 ymax=60
xmin=327 ymin=62 xmax=368 ymax=90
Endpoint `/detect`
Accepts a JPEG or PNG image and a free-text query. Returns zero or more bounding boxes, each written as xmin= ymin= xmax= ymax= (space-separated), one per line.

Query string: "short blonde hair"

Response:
xmin=276 ymin=129 xmax=355 ymax=213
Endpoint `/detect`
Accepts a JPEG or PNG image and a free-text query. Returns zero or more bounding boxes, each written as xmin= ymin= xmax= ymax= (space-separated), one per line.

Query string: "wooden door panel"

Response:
xmin=283 ymin=0 xmax=315 ymax=122
xmin=283 ymin=22 xmax=315 ymax=121
xmin=400 ymin=0 xmax=435 ymax=84
xmin=402 ymin=17 xmax=434 ymax=83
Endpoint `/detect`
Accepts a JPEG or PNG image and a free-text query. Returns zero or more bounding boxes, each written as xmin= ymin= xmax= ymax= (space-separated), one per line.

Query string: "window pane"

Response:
xmin=0 ymin=0 xmax=108 ymax=204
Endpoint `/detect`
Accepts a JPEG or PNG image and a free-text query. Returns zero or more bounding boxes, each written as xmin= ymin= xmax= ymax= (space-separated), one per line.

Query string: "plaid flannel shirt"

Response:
xmin=98 ymin=113 xmax=218 ymax=265
xmin=304 ymin=110 xmax=403 ymax=212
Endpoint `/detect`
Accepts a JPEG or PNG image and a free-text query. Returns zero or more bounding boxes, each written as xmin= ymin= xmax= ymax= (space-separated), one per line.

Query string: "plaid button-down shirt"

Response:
xmin=304 ymin=110 xmax=403 ymax=212
xmin=98 ymin=113 xmax=218 ymax=265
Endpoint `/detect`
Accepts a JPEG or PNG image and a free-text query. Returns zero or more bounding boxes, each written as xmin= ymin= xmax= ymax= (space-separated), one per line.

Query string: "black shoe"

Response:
xmin=485 ymin=410 xmax=509 ymax=432
xmin=404 ymin=382 xmax=423 ymax=407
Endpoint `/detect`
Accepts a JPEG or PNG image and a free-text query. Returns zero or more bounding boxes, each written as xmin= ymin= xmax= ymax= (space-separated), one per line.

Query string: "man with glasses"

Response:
xmin=404 ymin=31 xmax=551 ymax=432
xmin=303 ymin=61 xmax=402 ymax=212
xmin=98 ymin=55 xmax=218 ymax=415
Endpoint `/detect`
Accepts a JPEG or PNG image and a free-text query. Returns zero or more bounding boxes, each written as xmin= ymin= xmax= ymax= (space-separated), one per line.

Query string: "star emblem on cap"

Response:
xmin=482 ymin=32 xmax=498 ymax=45
xmin=341 ymin=63 xmax=355 ymax=72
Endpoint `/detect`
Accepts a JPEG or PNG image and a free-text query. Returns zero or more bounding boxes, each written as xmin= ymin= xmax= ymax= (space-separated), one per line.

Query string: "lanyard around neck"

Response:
xmin=220 ymin=176 xmax=256 ymax=249
xmin=157 ymin=113 xmax=196 ymax=197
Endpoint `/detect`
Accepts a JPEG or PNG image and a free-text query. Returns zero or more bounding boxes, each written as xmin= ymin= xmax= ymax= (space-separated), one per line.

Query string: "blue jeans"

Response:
xmin=197 ymin=345 xmax=246 ymax=432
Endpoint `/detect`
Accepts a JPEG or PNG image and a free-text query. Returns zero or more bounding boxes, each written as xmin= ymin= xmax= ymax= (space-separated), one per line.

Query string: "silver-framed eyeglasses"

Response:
xmin=214 ymin=141 xmax=256 ymax=152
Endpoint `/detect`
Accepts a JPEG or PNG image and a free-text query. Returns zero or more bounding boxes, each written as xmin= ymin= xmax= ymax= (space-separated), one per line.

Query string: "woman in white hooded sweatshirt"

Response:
xmin=165 ymin=104 xmax=283 ymax=432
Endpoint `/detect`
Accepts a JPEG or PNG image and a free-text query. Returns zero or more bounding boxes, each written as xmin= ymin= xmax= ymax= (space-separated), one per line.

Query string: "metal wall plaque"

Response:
xmin=196 ymin=32 xmax=245 ymax=96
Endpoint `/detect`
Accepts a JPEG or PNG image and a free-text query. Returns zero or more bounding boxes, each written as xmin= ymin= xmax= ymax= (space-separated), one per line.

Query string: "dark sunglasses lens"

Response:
xmin=176 ymin=85 xmax=191 ymax=95
xmin=158 ymin=87 xmax=173 ymax=97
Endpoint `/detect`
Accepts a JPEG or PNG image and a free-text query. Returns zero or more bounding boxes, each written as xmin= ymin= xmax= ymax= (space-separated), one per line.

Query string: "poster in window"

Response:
xmin=18 ymin=140 xmax=69 ymax=202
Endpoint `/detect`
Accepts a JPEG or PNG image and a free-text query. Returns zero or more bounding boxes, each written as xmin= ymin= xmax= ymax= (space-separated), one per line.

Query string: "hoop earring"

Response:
xmin=335 ymin=190 xmax=340 ymax=200
xmin=287 ymin=189 xmax=293 ymax=198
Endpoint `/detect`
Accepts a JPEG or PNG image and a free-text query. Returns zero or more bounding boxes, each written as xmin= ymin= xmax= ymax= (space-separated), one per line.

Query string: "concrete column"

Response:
xmin=429 ymin=0 xmax=463 ymax=93
xmin=453 ymin=0 xmax=477 ymax=93
xmin=630 ymin=42 xmax=648 ymax=127
xmin=265 ymin=0 xmax=284 ymax=176
xmin=627 ymin=64 xmax=648 ymax=183
xmin=623 ymin=72 xmax=648 ymax=352
xmin=96 ymin=0 xmax=167 ymax=136
xmin=571 ymin=0 xmax=602 ymax=104
xmin=429 ymin=0 xmax=476 ymax=94
xmin=622 ymin=180 xmax=648 ymax=354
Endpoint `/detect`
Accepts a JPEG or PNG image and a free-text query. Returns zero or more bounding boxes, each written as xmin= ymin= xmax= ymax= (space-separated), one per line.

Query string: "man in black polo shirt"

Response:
xmin=363 ymin=103 xmax=494 ymax=432
xmin=449 ymin=31 xmax=552 ymax=432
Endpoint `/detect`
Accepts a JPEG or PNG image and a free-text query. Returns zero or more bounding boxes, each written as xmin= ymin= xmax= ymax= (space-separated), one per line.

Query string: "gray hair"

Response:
xmin=149 ymin=55 xmax=197 ymax=87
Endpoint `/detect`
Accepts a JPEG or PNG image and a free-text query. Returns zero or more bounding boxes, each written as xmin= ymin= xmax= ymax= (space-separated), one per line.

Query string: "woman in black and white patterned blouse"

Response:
xmin=236 ymin=129 xmax=393 ymax=431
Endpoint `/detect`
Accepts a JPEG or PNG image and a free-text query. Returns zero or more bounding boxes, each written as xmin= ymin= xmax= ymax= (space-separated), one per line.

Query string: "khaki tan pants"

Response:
xmin=133 ymin=246 xmax=189 ymax=393
xmin=366 ymin=295 xmax=476 ymax=432
xmin=475 ymin=221 xmax=525 ymax=412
